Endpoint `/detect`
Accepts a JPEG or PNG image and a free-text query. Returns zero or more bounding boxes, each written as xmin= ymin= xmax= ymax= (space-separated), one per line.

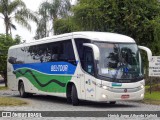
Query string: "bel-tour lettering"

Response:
xmin=51 ymin=65 xmax=68 ymax=72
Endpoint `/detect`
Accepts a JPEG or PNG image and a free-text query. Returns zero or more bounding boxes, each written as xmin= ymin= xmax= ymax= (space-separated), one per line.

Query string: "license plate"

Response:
xmin=121 ymin=95 xmax=129 ymax=99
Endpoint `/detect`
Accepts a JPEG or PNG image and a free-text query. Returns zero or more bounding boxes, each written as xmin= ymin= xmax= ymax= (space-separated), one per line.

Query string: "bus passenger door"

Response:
xmin=83 ymin=47 xmax=96 ymax=99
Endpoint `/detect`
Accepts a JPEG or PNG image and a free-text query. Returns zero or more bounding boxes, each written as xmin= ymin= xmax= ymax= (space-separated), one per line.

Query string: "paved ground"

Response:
xmin=0 ymin=77 xmax=4 ymax=86
xmin=0 ymin=89 xmax=160 ymax=111
xmin=0 ymin=88 xmax=160 ymax=120
xmin=0 ymin=83 xmax=5 ymax=87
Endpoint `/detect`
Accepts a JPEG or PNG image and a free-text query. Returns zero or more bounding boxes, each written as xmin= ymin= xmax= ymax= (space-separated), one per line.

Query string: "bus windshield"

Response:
xmin=94 ymin=42 xmax=143 ymax=81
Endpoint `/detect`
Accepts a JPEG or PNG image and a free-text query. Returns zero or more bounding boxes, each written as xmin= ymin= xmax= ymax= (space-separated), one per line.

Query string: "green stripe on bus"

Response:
xmin=14 ymin=68 xmax=72 ymax=93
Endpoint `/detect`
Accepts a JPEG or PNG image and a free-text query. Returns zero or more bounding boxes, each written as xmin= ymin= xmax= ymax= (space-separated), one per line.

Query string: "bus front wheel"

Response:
xmin=71 ymin=84 xmax=79 ymax=106
xmin=19 ymin=82 xmax=28 ymax=98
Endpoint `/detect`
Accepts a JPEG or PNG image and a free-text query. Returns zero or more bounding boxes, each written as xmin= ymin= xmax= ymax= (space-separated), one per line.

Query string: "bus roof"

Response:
xmin=9 ymin=31 xmax=135 ymax=49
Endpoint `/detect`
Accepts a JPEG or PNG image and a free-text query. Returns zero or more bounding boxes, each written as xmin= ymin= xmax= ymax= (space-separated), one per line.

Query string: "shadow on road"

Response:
xmin=13 ymin=94 xmax=138 ymax=108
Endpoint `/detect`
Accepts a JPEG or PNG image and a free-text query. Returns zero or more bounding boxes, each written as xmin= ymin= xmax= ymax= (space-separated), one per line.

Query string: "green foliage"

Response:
xmin=54 ymin=17 xmax=80 ymax=34
xmin=73 ymin=0 xmax=104 ymax=31
xmin=35 ymin=0 xmax=71 ymax=39
xmin=0 ymin=34 xmax=20 ymax=86
xmin=73 ymin=0 xmax=160 ymax=49
xmin=39 ymin=0 xmax=160 ymax=61
xmin=34 ymin=1 xmax=51 ymax=40
xmin=72 ymin=0 xmax=160 ymax=69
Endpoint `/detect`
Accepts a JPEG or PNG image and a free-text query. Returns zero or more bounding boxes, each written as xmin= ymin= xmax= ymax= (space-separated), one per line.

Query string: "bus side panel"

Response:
xmin=7 ymin=48 xmax=18 ymax=91
xmin=8 ymin=39 xmax=78 ymax=98
xmin=12 ymin=62 xmax=75 ymax=93
xmin=69 ymin=63 xmax=84 ymax=100
xmin=71 ymin=38 xmax=85 ymax=100
xmin=20 ymin=76 xmax=66 ymax=97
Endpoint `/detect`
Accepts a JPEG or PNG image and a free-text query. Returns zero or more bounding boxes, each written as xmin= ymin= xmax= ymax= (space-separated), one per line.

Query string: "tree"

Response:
xmin=73 ymin=0 xmax=104 ymax=31
xmin=0 ymin=34 xmax=20 ymax=87
xmin=73 ymin=0 xmax=160 ymax=55
xmin=0 ymin=0 xmax=37 ymax=36
xmin=34 ymin=1 xmax=50 ymax=39
xmin=35 ymin=0 xmax=71 ymax=38
xmin=54 ymin=17 xmax=80 ymax=35
xmin=45 ymin=0 xmax=71 ymax=22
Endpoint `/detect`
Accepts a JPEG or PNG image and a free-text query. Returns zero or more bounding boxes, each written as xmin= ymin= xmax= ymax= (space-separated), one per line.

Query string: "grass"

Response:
xmin=143 ymin=100 xmax=160 ymax=105
xmin=145 ymin=91 xmax=160 ymax=101
xmin=0 ymin=86 xmax=28 ymax=106
xmin=0 ymin=86 xmax=8 ymax=90
xmin=0 ymin=97 xmax=28 ymax=106
xmin=145 ymin=85 xmax=150 ymax=90
xmin=143 ymin=85 xmax=160 ymax=105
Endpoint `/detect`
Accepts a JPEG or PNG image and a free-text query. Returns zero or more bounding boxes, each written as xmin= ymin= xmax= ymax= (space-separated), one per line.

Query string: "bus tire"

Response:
xmin=19 ymin=82 xmax=28 ymax=98
xmin=109 ymin=101 xmax=116 ymax=104
xmin=27 ymin=93 xmax=33 ymax=97
xmin=66 ymin=84 xmax=72 ymax=104
xmin=67 ymin=96 xmax=72 ymax=104
xmin=71 ymin=84 xmax=79 ymax=106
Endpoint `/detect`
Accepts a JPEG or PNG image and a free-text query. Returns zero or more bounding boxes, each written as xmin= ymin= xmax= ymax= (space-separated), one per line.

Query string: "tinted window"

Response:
xmin=59 ymin=40 xmax=76 ymax=64
xmin=75 ymin=38 xmax=93 ymax=73
xmin=11 ymin=40 xmax=76 ymax=64
xmin=75 ymin=38 xmax=91 ymax=61
xmin=15 ymin=48 xmax=25 ymax=64
xmin=84 ymin=47 xmax=95 ymax=75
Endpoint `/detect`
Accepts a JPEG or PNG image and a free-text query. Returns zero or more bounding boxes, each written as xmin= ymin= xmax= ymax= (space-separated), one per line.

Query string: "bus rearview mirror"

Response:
xmin=138 ymin=46 xmax=152 ymax=62
xmin=83 ymin=43 xmax=100 ymax=61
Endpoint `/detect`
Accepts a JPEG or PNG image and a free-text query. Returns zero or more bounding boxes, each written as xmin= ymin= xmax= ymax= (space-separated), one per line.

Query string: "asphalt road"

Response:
xmin=0 ymin=89 xmax=160 ymax=120
xmin=0 ymin=89 xmax=160 ymax=111
xmin=0 ymin=78 xmax=4 ymax=86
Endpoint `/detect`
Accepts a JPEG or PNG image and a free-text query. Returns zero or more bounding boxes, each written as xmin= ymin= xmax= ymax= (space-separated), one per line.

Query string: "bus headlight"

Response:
xmin=102 ymin=94 xmax=107 ymax=98
xmin=141 ymin=94 xmax=144 ymax=98
xmin=102 ymin=85 xmax=108 ymax=90
xmin=140 ymin=85 xmax=144 ymax=89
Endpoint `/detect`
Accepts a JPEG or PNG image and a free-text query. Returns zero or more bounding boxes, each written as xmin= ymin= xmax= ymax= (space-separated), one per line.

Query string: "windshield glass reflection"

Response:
xmin=94 ymin=42 xmax=143 ymax=80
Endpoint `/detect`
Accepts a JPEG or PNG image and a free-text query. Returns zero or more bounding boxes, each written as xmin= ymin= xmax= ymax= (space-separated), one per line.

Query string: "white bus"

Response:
xmin=7 ymin=31 xmax=145 ymax=106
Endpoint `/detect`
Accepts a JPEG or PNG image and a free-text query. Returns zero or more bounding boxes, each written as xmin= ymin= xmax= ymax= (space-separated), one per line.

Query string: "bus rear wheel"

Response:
xmin=109 ymin=101 xmax=116 ymax=104
xmin=19 ymin=82 xmax=28 ymax=98
xmin=71 ymin=84 xmax=79 ymax=106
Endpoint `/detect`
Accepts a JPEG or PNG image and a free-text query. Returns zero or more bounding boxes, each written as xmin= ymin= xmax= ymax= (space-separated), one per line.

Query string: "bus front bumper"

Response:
xmin=95 ymin=87 xmax=145 ymax=102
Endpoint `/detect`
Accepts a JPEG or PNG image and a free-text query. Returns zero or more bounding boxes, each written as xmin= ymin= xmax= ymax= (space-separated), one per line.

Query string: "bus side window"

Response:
xmin=51 ymin=46 xmax=60 ymax=61
xmin=59 ymin=40 xmax=76 ymax=65
xmin=75 ymin=38 xmax=94 ymax=75
xmin=84 ymin=47 xmax=95 ymax=75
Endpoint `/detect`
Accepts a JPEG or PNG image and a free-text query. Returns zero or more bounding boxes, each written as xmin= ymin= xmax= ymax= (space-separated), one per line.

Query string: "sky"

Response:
xmin=0 ymin=0 xmax=77 ymax=43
